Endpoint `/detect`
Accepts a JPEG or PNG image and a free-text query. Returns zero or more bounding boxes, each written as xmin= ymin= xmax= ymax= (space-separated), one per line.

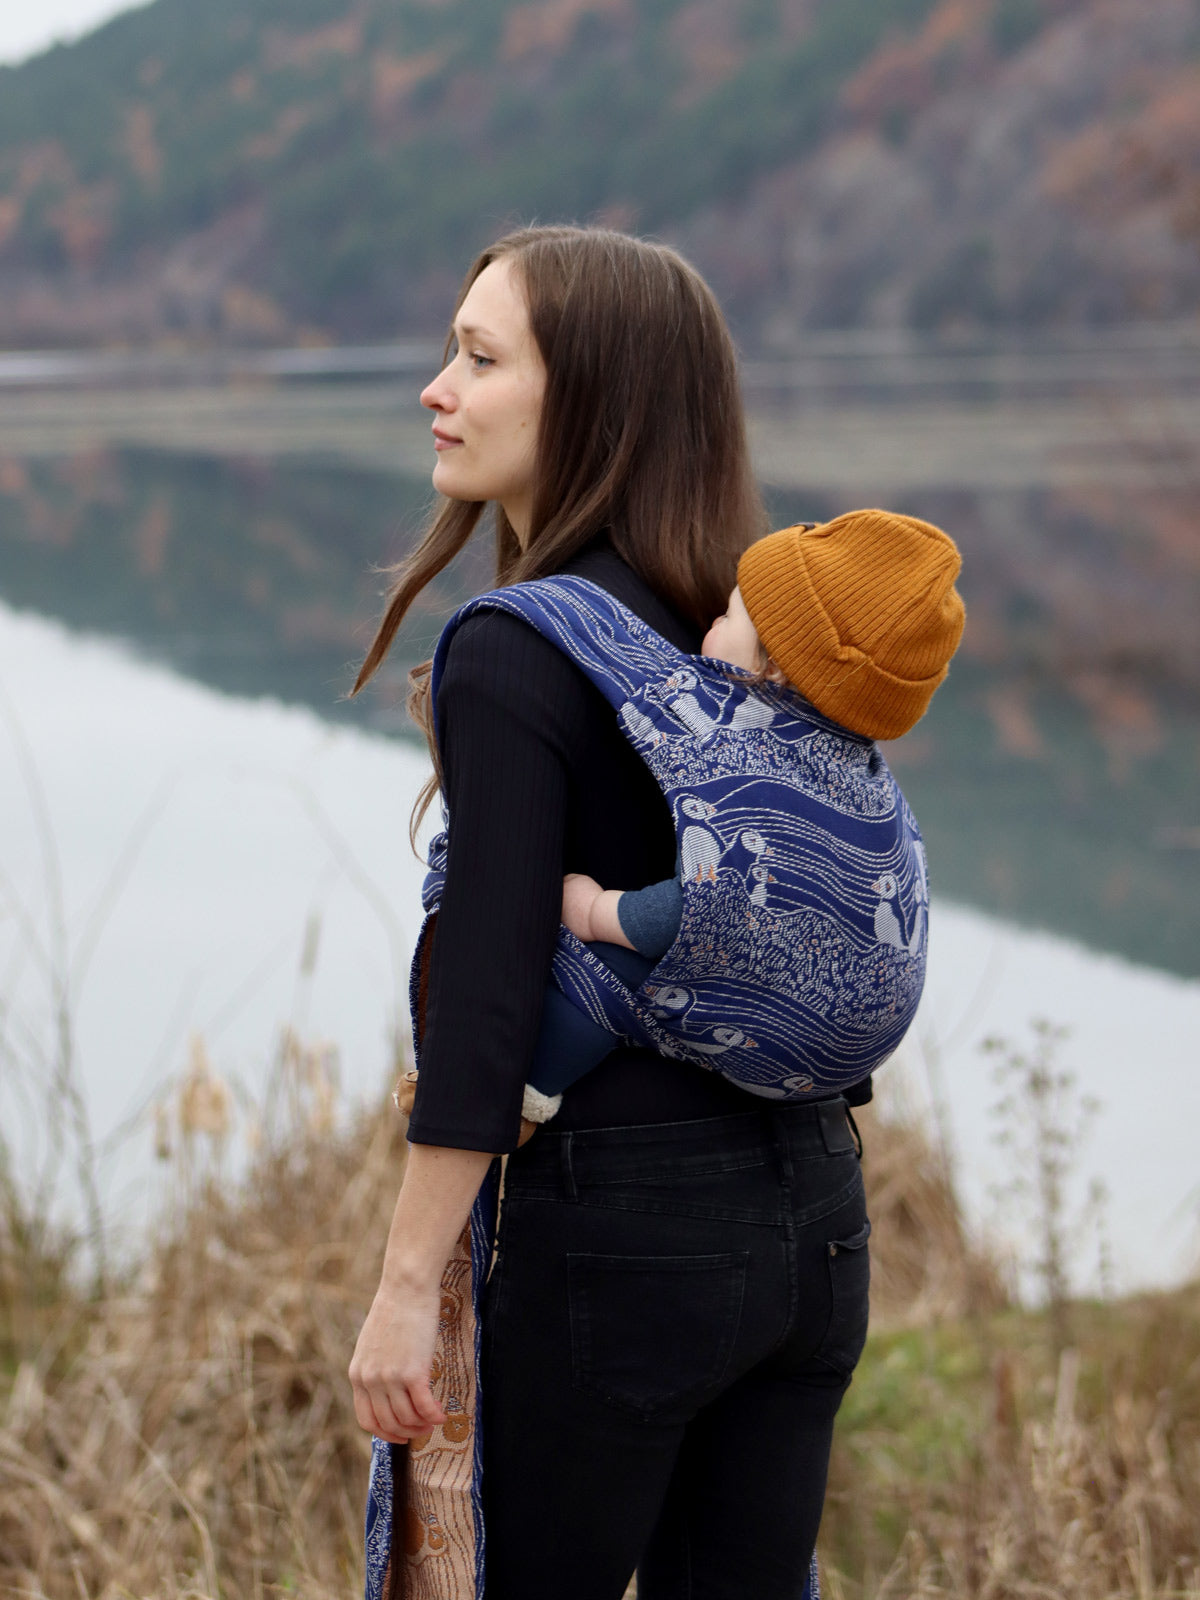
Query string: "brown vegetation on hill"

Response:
xmin=0 ymin=0 xmax=1197 ymax=346
xmin=682 ymin=0 xmax=1200 ymax=338
xmin=2 ymin=1044 xmax=1198 ymax=1598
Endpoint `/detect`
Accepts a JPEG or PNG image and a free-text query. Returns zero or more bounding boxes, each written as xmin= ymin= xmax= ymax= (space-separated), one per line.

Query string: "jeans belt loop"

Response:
xmin=818 ymin=1097 xmax=855 ymax=1156
xmin=560 ymin=1131 xmax=579 ymax=1202
xmin=768 ymin=1106 xmax=795 ymax=1186
xmin=846 ymin=1104 xmax=864 ymax=1160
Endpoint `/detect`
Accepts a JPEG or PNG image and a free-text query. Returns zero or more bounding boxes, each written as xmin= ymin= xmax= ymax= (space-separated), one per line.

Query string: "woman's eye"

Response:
xmin=469 ymin=351 xmax=494 ymax=371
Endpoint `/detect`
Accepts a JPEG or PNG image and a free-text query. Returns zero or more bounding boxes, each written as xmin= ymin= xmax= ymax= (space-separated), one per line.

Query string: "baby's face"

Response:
xmin=700 ymin=586 xmax=765 ymax=672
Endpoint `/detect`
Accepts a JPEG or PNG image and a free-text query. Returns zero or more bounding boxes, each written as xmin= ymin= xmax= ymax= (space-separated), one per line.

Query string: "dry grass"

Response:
xmin=821 ymin=1112 xmax=1200 ymax=1600
xmin=822 ymin=1286 xmax=1200 ymax=1599
xmin=0 ymin=1059 xmax=407 ymax=1600
xmin=1 ymin=1067 xmax=1198 ymax=1599
xmin=851 ymin=1102 xmax=1007 ymax=1331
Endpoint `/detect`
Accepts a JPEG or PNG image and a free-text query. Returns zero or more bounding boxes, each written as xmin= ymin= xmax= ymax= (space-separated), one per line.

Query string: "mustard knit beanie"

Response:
xmin=736 ymin=509 xmax=965 ymax=741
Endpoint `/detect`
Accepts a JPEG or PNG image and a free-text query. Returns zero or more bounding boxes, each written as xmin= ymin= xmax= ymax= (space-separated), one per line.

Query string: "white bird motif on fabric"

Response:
xmin=681 ymin=824 xmax=722 ymax=883
xmin=741 ymin=829 xmax=770 ymax=859
xmin=749 ymin=862 xmax=777 ymax=907
xmin=646 ymin=669 xmax=722 ymax=739
xmin=685 ymin=1026 xmax=751 ymax=1056
xmin=729 ymin=697 xmax=777 ymax=731
xmin=620 ymin=702 xmax=660 ymax=746
xmin=665 ymin=670 xmax=699 ymax=693
xmin=669 ymin=692 xmax=721 ymax=741
xmin=781 ymin=1073 xmax=814 ymax=1094
xmin=645 ymin=984 xmax=692 ymax=1017
xmin=682 ymin=796 xmax=718 ymax=821
xmin=870 ymin=872 xmax=905 ymax=948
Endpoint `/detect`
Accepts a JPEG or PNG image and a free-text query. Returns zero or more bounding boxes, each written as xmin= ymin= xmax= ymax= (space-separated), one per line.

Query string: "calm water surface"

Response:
xmin=2 ymin=600 xmax=1198 ymax=1295
xmin=1 ymin=364 xmax=1198 ymax=1289
xmin=1 ymin=425 xmax=1196 ymax=976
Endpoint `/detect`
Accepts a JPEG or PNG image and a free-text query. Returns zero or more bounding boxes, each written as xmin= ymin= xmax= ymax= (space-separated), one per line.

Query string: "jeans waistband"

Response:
xmin=506 ymin=1097 xmax=857 ymax=1193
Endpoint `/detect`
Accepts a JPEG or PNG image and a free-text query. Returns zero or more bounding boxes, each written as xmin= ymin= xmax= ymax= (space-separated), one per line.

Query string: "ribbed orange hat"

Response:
xmin=736 ymin=510 xmax=965 ymax=741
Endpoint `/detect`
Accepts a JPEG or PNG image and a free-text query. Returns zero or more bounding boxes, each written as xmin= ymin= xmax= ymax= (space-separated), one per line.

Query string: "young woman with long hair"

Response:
xmin=349 ymin=226 xmax=871 ymax=1599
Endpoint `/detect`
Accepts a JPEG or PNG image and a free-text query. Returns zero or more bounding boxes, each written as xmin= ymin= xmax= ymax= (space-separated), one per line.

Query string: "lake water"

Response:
xmin=3 ymin=361 xmax=1198 ymax=976
xmin=2 ymin=600 xmax=1198 ymax=1298
xmin=1 ymin=343 xmax=1197 ymax=1295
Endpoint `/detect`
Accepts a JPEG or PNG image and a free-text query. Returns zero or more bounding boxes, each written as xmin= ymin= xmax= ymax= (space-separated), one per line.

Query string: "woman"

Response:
xmin=349 ymin=226 xmax=871 ymax=1600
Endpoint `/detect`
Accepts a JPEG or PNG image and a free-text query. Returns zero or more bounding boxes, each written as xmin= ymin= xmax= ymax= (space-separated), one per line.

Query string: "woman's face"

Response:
xmin=420 ymin=257 xmax=546 ymax=544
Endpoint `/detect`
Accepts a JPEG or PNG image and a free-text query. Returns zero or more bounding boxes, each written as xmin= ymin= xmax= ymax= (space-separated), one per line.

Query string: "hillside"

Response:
xmin=0 ymin=0 xmax=1197 ymax=346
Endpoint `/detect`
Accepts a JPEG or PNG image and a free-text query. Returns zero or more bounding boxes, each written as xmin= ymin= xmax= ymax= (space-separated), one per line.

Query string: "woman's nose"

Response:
xmin=420 ymin=365 xmax=457 ymax=412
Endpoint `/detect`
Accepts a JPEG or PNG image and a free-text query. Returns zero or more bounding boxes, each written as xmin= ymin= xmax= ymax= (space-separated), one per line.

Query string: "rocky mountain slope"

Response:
xmin=0 ymin=0 xmax=1197 ymax=346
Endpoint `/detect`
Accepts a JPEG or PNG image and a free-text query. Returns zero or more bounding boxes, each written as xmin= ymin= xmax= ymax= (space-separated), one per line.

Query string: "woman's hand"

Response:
xmin=349 ymin=1143 xmax=495 ymax=1442
xmin=349 ymin=1273 xmax=447 ymax=1444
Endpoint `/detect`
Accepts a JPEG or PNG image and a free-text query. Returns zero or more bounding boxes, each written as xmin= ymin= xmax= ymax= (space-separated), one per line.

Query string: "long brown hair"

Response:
xmin=354 ymin=225 xmax=767 ymax=836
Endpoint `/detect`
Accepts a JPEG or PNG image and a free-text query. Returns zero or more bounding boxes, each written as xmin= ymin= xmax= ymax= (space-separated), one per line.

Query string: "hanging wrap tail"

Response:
xmin=364 ymin=1161 xmax=499 ymax=1600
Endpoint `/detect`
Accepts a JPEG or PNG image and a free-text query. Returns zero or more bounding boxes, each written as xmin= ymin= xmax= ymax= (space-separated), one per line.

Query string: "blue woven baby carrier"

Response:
xmin=432 ymin=574 xmax=929 ymax=1093
xmin=365 ymin=574 xmax=930 ymax=1599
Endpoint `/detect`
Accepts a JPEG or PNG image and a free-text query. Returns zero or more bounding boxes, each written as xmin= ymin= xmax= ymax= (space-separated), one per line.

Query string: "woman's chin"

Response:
xmin=431 ymin=460 xmax=477 ymax=501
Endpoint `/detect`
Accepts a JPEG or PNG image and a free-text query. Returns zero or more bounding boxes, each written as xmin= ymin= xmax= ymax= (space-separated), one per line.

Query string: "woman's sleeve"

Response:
xmin=404 ymin=609 xmax=584 ymax=1153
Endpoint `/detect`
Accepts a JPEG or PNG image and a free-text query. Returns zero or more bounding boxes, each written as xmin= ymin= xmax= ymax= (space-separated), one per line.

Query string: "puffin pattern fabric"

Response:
xmin=431 ymin=575 xmax=929 ymax=1097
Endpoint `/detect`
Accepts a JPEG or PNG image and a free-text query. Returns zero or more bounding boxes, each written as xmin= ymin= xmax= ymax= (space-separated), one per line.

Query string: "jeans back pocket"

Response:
xmin=568 ymin=1251 xmax=748 ymax=1423
xmin=816 ymin=1219 xmax=871 ymax=1380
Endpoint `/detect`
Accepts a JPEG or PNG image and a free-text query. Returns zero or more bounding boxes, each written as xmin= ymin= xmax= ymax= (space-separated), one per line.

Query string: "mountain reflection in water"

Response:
xmin=0 ymin=443 xmax=1196 ymax=979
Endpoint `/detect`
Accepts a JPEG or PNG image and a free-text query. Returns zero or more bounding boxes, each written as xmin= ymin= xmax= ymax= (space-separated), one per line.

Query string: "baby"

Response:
xmin=517 ymin=509 xmax=965 ymax=1136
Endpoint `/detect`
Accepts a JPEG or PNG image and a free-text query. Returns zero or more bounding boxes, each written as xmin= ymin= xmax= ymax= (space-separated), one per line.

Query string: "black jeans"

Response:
xmin=481 ymin=1098 xmax=870 ymax=1600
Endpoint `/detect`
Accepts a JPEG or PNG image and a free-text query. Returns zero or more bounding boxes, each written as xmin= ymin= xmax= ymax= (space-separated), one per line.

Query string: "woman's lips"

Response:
xmin=432 ymin=429 xmax=462 ymax=451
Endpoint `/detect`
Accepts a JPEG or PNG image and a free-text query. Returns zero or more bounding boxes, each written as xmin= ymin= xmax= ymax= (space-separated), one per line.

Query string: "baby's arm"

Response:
xmin=561 ymin=873 xmax=635 ymax=948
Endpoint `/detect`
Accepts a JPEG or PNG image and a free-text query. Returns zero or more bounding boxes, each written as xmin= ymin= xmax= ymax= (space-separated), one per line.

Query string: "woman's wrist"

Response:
xmin=379 ymin=1249 xmax=446 ymax=1296
xmin=377 ymin=1142 xmax=496 ymax=1295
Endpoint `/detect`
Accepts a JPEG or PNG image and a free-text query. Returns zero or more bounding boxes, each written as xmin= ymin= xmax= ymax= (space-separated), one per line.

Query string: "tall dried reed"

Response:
xmin=1 ymin=1035 xmax=404 ymax=1599
xmin=1 ymin=1054 xmax=1197 ymax=1599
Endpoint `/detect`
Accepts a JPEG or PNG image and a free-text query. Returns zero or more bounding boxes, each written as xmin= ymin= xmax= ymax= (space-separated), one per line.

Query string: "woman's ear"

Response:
xmin=764 ymin=659 xmax=788 ymax=686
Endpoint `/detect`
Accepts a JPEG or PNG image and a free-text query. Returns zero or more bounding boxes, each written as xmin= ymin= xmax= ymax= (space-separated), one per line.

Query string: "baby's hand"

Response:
xmin=562 ymin=873 xmax=604 ymax=941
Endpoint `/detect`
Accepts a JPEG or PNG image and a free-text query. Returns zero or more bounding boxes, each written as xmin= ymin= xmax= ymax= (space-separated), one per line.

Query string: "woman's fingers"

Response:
xmin=352 ymin=1369 xmax=443 ymax=1441
xmin=352 ymin=1383 xmax=391 ymax=1439
xmin=350 ymin=1279 xmax=447 ymax=1432
xmin=410 ymin=1377 xmax=448 ymax=1428
xmin=350 ymin=1332 xmax=450 ymax=1442
xmin=366 ymin=1380 xmax=425 ymax=1440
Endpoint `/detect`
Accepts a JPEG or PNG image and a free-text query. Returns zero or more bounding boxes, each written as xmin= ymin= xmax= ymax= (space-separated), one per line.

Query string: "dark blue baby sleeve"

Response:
xmin=616 ymin=878 xmax=684 ymax=960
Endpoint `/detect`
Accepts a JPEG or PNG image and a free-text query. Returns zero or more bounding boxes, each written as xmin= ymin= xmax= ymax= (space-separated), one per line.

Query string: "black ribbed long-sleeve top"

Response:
xmin=406 ymin=536 xmax=760 ymax=1153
